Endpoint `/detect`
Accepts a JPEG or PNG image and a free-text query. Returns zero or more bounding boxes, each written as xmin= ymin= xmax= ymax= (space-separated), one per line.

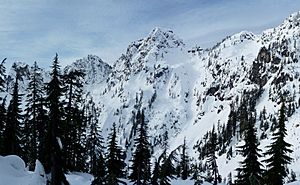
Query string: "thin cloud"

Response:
xmin=0 ymin=0 xmax=300 ymax=68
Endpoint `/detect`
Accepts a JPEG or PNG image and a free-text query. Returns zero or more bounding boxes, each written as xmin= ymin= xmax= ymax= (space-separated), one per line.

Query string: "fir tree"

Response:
xmin=63 ymin=69 xmax=85 ymax=172
xmin=0 ymin=58 xmax=6 ymax=93
xmin=0 ymin=97 xmax=6 ymax=155
xmin=206 ymin=125 xmax=220 ymax=185
xmin=238 ymin=96 xmax=249 ymax=137
xmin=154 ymin=123 xmax=177 ymax=185
xmin=263 ymin=99 xmax=293 ymax=185
xmin=151 ymin=159 xmax=160 ymax=185
xmin=23 ymin=61 xmax=46 ymax=168
xmin=0 ymin=58 xmax=6 ymax=155
xmin=161 ymin=124 xmax=169 ymax=153
xmin=45 ymin=54 xmax=69 ymax=185
xmin=86 ymin=99 xmax=106 ymax=184
xmin=106 ymin=123 xmax=126 ymax=184
xmin=158 ymin=149 xmax=177 ymax=185
xmin=36 ymin=95 xmax=49 ymax=168
xmin=178 ymin=137 xmax=190 ymax=180
xmin=226 ymin=105 xmax=237 ymax=143
xmin=129 ymin=109 xmax=151 ymax=184
xmin=2 ymin=72 xmax=23 ymax=157
xmin=235 ymin=113 xmax=263 ymax=185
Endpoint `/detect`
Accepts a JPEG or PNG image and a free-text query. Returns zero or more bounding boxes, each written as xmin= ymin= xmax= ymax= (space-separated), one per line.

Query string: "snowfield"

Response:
xmin=0 ymin=155 xmax=93 ymax=185
xmin=0 ymin=155 xmax=299 ymax=185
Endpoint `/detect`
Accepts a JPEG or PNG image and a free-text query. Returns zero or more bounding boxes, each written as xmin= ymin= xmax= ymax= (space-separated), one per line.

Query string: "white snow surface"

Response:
xmin=0 ymin=155 xmax=299 ymax=185
xmin=0 ymin=155 xmax=93 ymax=185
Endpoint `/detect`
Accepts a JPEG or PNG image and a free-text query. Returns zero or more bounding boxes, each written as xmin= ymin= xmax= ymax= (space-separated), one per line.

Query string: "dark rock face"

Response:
xmin=257 ymin=47 xmax=271 ymax=63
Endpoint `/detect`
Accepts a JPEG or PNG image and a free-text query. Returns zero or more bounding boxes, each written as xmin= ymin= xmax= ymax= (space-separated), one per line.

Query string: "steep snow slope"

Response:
xmin=79 ymin=12 xmax=300 ymax=180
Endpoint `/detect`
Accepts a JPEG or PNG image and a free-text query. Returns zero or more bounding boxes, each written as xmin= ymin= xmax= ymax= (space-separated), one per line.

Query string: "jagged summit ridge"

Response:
xmin=120 ymin=27 xmax=184 ymax=63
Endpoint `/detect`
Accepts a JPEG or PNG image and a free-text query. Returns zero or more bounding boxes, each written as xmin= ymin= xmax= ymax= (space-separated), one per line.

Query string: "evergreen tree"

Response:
xmin=23 ymin=61 xmax=46 ymax=169
xmin=158 ymin=149 xmax=177 ymax=185
xmin=235 ymin=113 xmax=263 ymax=185
xmin=34 ymin=91 xmax=49 ymax=171
xmin=0 ymin=97 xmax=6 ymax=155
xmin=263 ymin=99 xmax=293 ymax=185
xmin=0 ymin=58 xmax=6 ymax=93
xmin=2 ymin=72 xmax=23 ymax=157
xmin=45 ymin=54 xmax=69 ymax=185
xmin=129 ymin=109 xmax=151 ymax=184
xmin=153 ymin=123 xmax=177 ymax=185
xmin=178 ymin=137 xmax=190 ymax=180
xmin=0 ymin=58 xmax=6 ymax=92
xmin=226 ymin=105 xmax=237 ymax=143
xmin=36 ymin=95 xmax=49 ymax=165
xmin=151 ymin=159 xmax=160 ymax=185
xmin=86 ymin=99 xmax=106 ymax=185
xmin=63 ymin=69 xmax=85 ymax=172
xmin=206 ymin=125 xmax=220 ymax=185
xmin=161 ymin=124 xmax=169 ymax=153
xmin=0 ymin=58 xmax=6 ymax=155
xmin=106 ymin=123 xmax=126 ymax=184
xmin=238 ymin=96 xmax=249 ymax=137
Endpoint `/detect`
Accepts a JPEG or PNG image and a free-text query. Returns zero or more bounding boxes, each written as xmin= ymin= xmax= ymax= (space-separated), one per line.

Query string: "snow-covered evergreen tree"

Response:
xmin=129 ymin=109 xmax=151 ymax=184
xmin=3 ymin=71 xmax=23 ymax=157
xmin=106 ymin=123 xmax=126 ymax=184
xmin=45 ymin=54 xmax=69 ymax=185
xmin=23 ymin=61 xmax=46 ymax=168
xmin=263 ymin=98 xmax=293 ymax=185
xmin=235 ymin=113 xmax=263 ymax=185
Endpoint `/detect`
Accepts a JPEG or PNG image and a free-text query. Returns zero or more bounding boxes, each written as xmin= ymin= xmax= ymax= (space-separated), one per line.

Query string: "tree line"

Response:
xmin=0 ymin=55 xmax=190 ymax=185
xmin=0 ymin=55 xmax=295 ymax=185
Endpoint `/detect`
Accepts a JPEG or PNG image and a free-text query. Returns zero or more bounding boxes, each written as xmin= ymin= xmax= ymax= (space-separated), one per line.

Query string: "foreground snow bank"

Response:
xmin=0 ymin=155 xmax=299 ymax=185
xmin=0 ymin=155 xmax=32 ymax=185
xmin=0 ymin=155 xmax=93 ymax=185
xmin=67 ymin=172 xmax=93 ymax=185
xmin=121 ymin=179 xmax=223 ymax=185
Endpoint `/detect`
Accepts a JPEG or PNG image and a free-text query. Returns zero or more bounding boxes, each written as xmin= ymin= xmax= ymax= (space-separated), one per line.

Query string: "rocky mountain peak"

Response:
xmin=110 ymin=27 xmax=185 ymax=84
xmin=64 ymin=55 xmax=112 ymax=84
xmin=146 ymin=27 xmax=184 ymax=48
xmin=122 ymin=27 xmax=184 ymax=61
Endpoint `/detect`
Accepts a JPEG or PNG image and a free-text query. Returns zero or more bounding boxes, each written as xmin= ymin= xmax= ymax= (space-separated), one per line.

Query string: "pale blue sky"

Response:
xmin=1 ymin=0 xmax=300 ymax=68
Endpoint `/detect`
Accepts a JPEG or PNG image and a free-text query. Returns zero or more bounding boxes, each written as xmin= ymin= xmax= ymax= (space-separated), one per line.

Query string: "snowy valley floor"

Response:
xmin=0 ymin=155 xmax=299 ymax=185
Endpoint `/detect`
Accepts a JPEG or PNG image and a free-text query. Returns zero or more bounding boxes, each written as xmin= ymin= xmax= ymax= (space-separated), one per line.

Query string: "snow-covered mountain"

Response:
xmin=64 ymin=54 xmax=112 ymax=85
xmin=5 ymin=11 xmax=300 ymax=181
